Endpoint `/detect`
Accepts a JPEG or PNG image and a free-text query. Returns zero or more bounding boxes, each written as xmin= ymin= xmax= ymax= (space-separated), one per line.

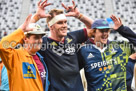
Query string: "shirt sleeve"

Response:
xmin=77 ymin=50 xmax=85 ymax=70
xmin=68 ymin=28 xmax=88 ymax=43
xmin=116 ymin=25 xmax=136 ymax=46
xmin=127 ymin=58 xmax=135 ymax=84
xmin=0 ymin=28 xmax=25 ymax=70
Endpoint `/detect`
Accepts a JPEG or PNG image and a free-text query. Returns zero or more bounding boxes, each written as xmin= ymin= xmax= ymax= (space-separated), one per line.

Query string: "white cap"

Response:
xmin=24 ymin=23 xmax=46 ymax=35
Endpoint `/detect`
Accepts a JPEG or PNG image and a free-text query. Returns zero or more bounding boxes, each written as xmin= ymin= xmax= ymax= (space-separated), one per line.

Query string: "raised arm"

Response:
xmin=61 ymin=0 xmax=94 ymax=38
xmin=0 ymin=14 xmax=32 ymax=48
xmin=0 ymin=14 xmax=32 ymax=69
xmin=61 ymin=0 xmax=93 ymax=29
xmin=110 ymin=15 xmax=136 ymax=46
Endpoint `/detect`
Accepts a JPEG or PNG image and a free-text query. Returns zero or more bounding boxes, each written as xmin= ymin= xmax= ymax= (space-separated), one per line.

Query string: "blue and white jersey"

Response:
xmin=80 ymin=40 xmax=133 ymax=91
xmin=79 ymin=25 xmax=136 ymax=91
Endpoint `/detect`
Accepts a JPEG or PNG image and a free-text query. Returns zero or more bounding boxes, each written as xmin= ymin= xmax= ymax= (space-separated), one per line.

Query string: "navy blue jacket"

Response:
xmin=37 ymin=52 xmax=50 ymax=91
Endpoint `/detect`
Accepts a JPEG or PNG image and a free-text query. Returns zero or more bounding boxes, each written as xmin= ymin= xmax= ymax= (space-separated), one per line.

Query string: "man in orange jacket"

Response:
xmin=0 ymin=15 xmax=49 ymax=91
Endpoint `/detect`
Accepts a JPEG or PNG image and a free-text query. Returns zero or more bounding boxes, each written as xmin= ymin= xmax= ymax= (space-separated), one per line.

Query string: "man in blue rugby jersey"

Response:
xmin=79 ymin=15 xmax=136 ymax=91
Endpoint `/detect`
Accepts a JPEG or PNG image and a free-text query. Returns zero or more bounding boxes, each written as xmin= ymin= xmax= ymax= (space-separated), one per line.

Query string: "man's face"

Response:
xmin=94 ymin=29 xmax=111 ymax=45
xmin=51 ymin=19 xmax=68 ymax=37
xmin=25 ymin=34 xmax=43 ymax=52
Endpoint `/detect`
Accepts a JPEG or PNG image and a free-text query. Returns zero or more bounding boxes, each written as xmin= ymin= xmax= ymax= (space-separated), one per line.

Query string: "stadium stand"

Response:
xmin=0 ymin=0 xmax=22 ymax=37
xmin=0 ymin=0 xmax=136 ymax=40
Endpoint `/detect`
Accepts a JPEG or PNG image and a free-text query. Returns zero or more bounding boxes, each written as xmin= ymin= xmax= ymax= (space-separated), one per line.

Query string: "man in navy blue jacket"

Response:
xmin=30 ymin=0 xmax=94 ymax=90
xmin=126 ymin=54 xmax=136 ymax=91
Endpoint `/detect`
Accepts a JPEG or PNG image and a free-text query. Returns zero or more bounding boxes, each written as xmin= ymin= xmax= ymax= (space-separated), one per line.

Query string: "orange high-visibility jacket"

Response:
xmin=0 ymin=29 xmax=43 ymax=91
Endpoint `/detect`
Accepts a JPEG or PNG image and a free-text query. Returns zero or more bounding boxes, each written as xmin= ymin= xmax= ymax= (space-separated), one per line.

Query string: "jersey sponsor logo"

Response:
xmin=65 ymin=46 xmax=75 ymax=55
xmin=52 ymin=47 xmax=65 ymax=56
xmin=50 ymin=38 xmax=75 ymax=56
xmin=87 ymin=53 xmax=94 ymax=59
xmin=90 ymin=58 xmax=118 ymax=70
xmin=52 ymin=46 xmax=76 ymax=56
xmin=39 ymin=69 xmax=46 ymax=78
xmin=22 ymin=62 xmax=36 ymax=79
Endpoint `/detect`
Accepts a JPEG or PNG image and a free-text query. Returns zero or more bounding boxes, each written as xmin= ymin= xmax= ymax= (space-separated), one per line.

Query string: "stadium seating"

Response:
xmin=0 ymin=0 xmax=22 ymax=37
xmin=0 ymin=0 xmax=136 ymax=41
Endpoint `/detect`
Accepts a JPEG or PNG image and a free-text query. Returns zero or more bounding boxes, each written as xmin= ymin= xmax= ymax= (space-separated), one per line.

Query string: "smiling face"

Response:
xmin=24 ymin=34 xmax=43 ymax=53
xmin=94 ymin=28 xmax=111 ymax=45
xmin=50 ymin=19 xmax=68 ymax=38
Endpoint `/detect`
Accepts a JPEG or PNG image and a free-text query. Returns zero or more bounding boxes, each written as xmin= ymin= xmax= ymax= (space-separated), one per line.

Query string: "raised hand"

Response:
xmin=110 ymin=15 xmax=123 ymax=30
xmin=19 ymin=14 xmax=33 ymax=32
xmin=61 ymin=0 xmax=80 ymax=17
xmin=36 ymin=0 xmax=51 ymax=18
